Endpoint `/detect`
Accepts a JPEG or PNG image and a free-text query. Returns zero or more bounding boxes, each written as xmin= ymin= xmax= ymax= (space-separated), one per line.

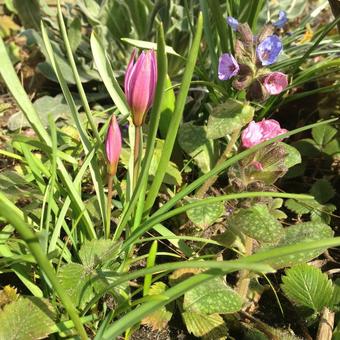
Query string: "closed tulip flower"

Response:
xmin=105 ymin=116 xmax=122 ymax=176
xmin=124 ymin=49 xmax=157 ymax=127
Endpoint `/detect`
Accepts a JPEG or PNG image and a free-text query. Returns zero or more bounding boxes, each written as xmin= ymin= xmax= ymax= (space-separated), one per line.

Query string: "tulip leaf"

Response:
xmin=0 ymin=296 xmax=56 ymax=340
xmin=258 ymin=221 xmax=334 ymax=268
xmin=186 ymin=198 xmax=224 ymax=229
xmin=206 ymin=99 xmax=254 ymax=139
xmin=182 ymin=312 xmax=228 ymax=339
xmin=159 ymin=76 xmax=175 ymax=139
xmin=121 ymin=38 xmax=181 ymax=57
xmin=183 ymin=276 xmax=243 ymax=314
xmin=229 ymin=204 xmax=284 ymax=244
xmin=281 ymin=264 xmax=333 ymax=312
xmin=178 ymin=122 xmax=217 ymax=173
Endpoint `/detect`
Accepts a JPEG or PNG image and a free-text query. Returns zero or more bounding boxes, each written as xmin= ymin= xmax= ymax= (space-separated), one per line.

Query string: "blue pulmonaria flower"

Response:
xmin=256 ymin=35 xmax=282 ymax=66
xmin=226 ymin=16 xmax=239 ymax=31
xmin=218 ymin=53 xmax=240 ymax=80
xmin=273 ymin=10 xmax=288 ymax=28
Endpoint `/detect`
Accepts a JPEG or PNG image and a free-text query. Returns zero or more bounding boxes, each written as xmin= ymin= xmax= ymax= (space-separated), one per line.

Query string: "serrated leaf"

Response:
xmin=281 ymin=264 xmax=333 ymax=312
xmin=285 ymin=198 xmax=311 ymax=215
xmin=0 ymin=297 xmax=55 ymax=340
xmin=178 ymin=122 xmax=216 ymax=173
xmin=310 ymin=179 xmax=335 ymax=204
xmin=182 ymin=311 xmax=228 ymax=339
xmin=183 ymin=276 xmax=243 ymax=314
xmin=186 ymin=199 xmax=224 ymax=229
xmin=206 ymin=99 xmax=254 ymax=139
xmin=79 ymin=239 xmax=121 ymax=268
xmin=259 ymin=222 xmax=334 ymax=268
xmin=141 ymin=282 xmax=173 ymax=330
xmin=57 ymin=263 xmax=107 ymax=309
xmin=229 ymin=204 xmax=283 ymax=243
xmin=312 ymin=124 xmax=337 ymax=147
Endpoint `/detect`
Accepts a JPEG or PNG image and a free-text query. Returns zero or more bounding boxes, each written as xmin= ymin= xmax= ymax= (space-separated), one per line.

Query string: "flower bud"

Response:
xmin=124 ymin=49 xmax=157 ymax=127
xmin=273 ymin=10 xmax=288 ymax=29
xmin=226 ymin=16 xmax=239 ymax=31
xmin=241 ymin=119 xmax=288 ymax=148
xmin=263 ymin=72 xmax=288 ymax=95
xmin=105 ymin=116 xmax=122 ymax=176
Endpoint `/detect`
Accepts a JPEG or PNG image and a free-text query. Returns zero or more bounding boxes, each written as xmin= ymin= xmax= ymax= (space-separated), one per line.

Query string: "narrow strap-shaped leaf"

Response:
xmin=144 ymin=13 xmax=204 ymax=214
xmin=0 ymin=203 xmax=88 ymax=340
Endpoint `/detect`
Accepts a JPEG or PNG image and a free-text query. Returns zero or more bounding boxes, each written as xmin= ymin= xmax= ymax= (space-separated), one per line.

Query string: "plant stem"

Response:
xmin=236 ymin=235 xmax=253 ymax=299
xmin=106 ymin=174 xmax=114 ymax=239
xmin=133 ymin=125 xmax=142 ymax=189
xmin=196 ymin=128 xmax=240 ymax=198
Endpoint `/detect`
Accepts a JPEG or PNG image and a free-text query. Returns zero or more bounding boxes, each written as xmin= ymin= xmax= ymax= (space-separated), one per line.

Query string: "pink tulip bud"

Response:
xmin=124 ymin=49 xmax=157 ymax=127
xmin=105 ymin=116 xmax=122 ymax=175
xmin=241 ymin=119 xmax=288 ymax=148
xmin=263 ymin=72 xmax=288 ymax=95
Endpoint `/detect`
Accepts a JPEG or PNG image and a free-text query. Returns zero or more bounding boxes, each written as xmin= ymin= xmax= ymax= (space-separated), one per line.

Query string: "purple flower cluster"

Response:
xmin=219 ymin=12 xmax=289 ymax=101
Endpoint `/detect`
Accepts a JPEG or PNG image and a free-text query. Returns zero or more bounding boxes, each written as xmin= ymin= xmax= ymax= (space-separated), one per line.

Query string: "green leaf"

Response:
xmin=141 ymin=282 xmax=173 ymax=330
xmin=206 ymin=99 xmax=254 ymax=139
xmin=285 ymin=198 xmax=311 ymax=215
xmin=229 ymin=204 xmax=283 ymax=243
xmin=121 ymin=38 xmax=180 ymax=57
xmin=159 ymin=76 xmax=175 ymax=139
xmin=178 ymin=122 xmax=216 ymax=173
xmin=281 ymin=264 xmax=333 ymax=312
xmin=0 ymin=297 xmax=55 ymax=340
xmin=58 ymin=263 xmax=107 ymax=309
xmin=182 ymin=311 xmax=228 ymax=339
xmin=186 ymin=199 xmax=224 ymax=229
xmin=312 ymin=124 xmax=337 ymax=147
xmin=79 ymin=239 xmax=121 ymax=268
xmin=279 ymin=143 xmax=301 ymax=168
xmin=183 ymin=276 xmax=243 ymax=314
xmin=68 ymin=17 xmax=82 ymax=53
xmin=7 ymin=94 xmax=73 ymax=131
xmin=310 ymin=179 xmax=335 ymax=204
xmin=259 ymin=222 xmax=334 ymax=268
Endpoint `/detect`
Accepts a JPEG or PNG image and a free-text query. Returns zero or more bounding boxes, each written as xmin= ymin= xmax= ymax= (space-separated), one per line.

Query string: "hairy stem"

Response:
xmin=196 ymin=128 xmax=240 ymax=198
xmin=236 ymin=235 xmax=253 ymax=299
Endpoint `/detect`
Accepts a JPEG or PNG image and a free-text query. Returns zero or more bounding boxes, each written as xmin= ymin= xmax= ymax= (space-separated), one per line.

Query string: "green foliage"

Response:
xmin=58 ymin=240 xmax=121 ymax=309
xmin=229 ymin=204 xmax=283 ymax=243
xmin=186 ymin=199 xmax=224 ymax=229
xmin=183 ymin=276 xmax=243 ymax=314
xmin=310 ymin=179 xmax=335 ymax=204
xmin=141 ymin=282 xmax=173 ymax=330
xmin=178 ymin=122 xmax=217 ymax=173
xmin=281 ymin=264 xmax=333 ymax=312
xmin=259 ymin=222 xmax=334 ymax=268
xmin=7 ymin=95 xmax=73 ymax=131
xmin=182 ymin=311 xmax=228 ymax=339
xmin=0 ymin=296 xmax=55 ymax=340
xmin=206 ymin=99 xmax=254 ymax=139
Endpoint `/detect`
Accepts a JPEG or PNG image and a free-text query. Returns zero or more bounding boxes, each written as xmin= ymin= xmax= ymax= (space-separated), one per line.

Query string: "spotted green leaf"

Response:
xmin=206 ymin=99 xmax=254 ymax=139
xmin=229 ymin=204 xmax=283 ymax=243
xmin=183 ymin=276 xmax=243 ymax=314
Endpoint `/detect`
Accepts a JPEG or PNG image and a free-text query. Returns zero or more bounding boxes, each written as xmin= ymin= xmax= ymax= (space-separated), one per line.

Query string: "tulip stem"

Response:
xmin=196 ymin=128 xmax=240 ymax=198
xmin=133 ymin=125 xmax=142 ymax=189
xmin=106 ymin=174 xmax=114 ymax=239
